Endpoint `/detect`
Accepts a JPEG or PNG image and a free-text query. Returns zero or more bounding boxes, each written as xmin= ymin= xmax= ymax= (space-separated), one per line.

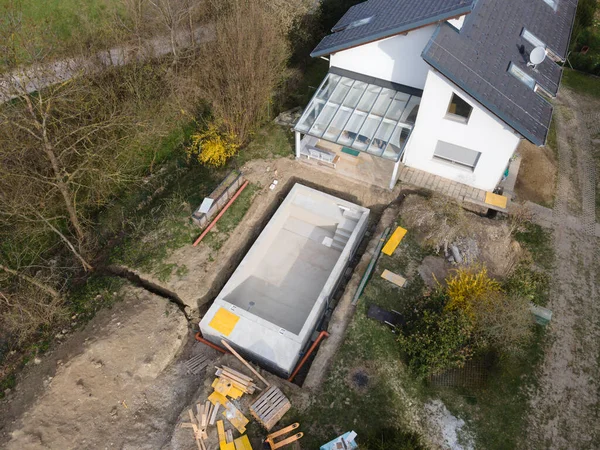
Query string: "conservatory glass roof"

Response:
xmin=295 ymin=72 xmax=421 ymax=162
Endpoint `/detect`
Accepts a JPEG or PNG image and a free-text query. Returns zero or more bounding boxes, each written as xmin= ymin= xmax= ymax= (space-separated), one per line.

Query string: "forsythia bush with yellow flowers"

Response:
xmin=445 ymin=266 xmax=501 ymax=319
xmin=187 ymin=122 xmax=239 ymax=168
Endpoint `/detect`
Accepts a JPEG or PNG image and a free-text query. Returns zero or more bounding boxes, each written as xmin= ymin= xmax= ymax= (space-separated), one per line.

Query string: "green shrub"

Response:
xmin=398 ymin=307 xmax=474 ymax=378
xmin=504 ymin=262 xmax=550 ymax=306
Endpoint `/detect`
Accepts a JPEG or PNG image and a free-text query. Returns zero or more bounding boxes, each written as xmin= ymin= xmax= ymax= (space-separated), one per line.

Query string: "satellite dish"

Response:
xmin=529 ymin=46 xmax=547 ymax=66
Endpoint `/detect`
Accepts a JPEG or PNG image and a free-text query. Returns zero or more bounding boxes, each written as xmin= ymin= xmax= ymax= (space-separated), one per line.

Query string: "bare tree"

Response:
xmin=196 ymin=0 xmax=290 ymax=144
xmin=0 ymin=50 xmax=137 ymax=271
xmin=146 ymin=0 xmax=197 ymax=62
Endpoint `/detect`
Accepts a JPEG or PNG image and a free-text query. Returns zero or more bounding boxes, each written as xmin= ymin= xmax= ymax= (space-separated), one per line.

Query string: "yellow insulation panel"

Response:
xmin=382 ymin=226 xmax=407 ymax=256
xmin=208 ymin=308 xmax=240 ymax=336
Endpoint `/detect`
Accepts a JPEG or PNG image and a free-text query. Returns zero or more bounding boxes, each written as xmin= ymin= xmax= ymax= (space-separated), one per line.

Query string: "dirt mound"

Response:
xmin=400 ymin=195 xmax=522 ymax=278
xmin=1 ymin=287 xmax=191 ymax=450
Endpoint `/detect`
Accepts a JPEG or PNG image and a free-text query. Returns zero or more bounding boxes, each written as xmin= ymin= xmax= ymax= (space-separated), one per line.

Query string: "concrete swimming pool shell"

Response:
xmin=200 ymin=183 xmax=370 ymax=377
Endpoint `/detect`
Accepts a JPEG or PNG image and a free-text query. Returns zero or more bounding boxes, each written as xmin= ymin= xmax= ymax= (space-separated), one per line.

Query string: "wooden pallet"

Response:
xmin=249 ymin=386 xmax=291 ymax=431
xmin=185 ymin=354 xmax=211 ymax=375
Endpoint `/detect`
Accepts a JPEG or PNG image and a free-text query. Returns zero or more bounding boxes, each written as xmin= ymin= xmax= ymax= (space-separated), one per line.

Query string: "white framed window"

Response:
xmin=521 ymin=29 xmax=546 ymax=48
xmin=445 ymin=93 xmax=473 ymax=124
xmin=508 ymin=62 xmax=536 ymax=89
xmin=433 ymin=141 xmax=481 ymax=170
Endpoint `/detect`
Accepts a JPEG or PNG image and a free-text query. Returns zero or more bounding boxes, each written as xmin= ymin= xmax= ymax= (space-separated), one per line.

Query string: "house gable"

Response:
xmin=311 ymin=0 xmax=475 ymax=58
xmin=330 ymin=25 xmax=436 ymax=90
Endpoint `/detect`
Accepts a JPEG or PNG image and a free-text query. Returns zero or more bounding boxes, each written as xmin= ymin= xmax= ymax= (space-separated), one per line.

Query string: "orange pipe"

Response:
xmin=195 ymin=332 xmax=229 ymax=354
xmin=193 ymin=180 xmax=250 ymax=246
xmin=288 ymin=331 xmax=330 ymax=382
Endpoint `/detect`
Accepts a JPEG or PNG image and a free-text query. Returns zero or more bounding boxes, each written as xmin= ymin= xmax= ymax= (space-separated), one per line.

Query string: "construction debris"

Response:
xmin=264 ymin=422 xmax=303 ymax=449
xmin=180 ymin=402 xmax=213 ymax=450
xmin=382 ymin=226 xmax=407 ymax=256
xmin=320 ymin=431 xmax=358 ymax=449
xmin=220 ymin=339 xmax=270 ymax=387
xmin=222 ymin=401 xmax=249 ymax=434
xmin=250 ymin=386 xmax=291 ymax=431
xmin=380 ymin=268 xmax=406 ymax=287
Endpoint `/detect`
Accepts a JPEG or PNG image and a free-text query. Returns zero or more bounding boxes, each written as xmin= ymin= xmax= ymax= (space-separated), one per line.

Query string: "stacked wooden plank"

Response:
xmin=249 ymin=386 xmax=291 ymax=431
xmin=214 ymin=366 xmax=259 ymax=397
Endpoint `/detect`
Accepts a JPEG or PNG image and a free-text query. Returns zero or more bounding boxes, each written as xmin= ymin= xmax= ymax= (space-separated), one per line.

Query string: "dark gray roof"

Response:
xmin=422 ymin=0 xmax=578 ymax=146
xmin=311 ymin=0 xmax=475 ymax=57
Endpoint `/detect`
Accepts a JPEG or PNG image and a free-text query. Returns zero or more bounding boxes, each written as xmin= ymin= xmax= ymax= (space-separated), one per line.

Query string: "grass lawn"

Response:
xmin=561 ymin=68 xmax=600 ymax=98
xmin=0 ymin=0 xmax=120 ymax=68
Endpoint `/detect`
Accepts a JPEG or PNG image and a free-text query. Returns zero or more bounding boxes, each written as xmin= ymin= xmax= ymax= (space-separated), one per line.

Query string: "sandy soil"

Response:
xmin=514 ymin=139 xmax=558 ymax=207
xmin=526 ymin=89 xmax=600 ymax=449
xmin=139 ymin=157 xmax=401 ymax=310
xmin=0 ymin=287 xmax=200 ymax=449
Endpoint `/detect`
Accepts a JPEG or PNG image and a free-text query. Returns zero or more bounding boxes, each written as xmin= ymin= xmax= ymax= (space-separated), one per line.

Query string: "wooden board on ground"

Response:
xmin=380 ymin=269 xmax=406 ymax=287
xmin=382 ymin=226 xmax=407 ymax=256
xmin=249 ymin=386 xmax=291 ymax=431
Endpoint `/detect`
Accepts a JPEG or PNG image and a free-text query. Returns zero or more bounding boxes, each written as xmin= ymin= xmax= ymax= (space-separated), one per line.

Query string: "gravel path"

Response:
xmin=526 ymin=90 xmax=600 ymax=449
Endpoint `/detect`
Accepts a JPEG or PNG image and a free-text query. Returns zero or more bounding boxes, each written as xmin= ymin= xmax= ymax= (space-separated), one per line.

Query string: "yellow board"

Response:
xmin=208 ymin=391 xmax=229 ymax=407
xmin=381 ymin=269 xmax=406 ymax=287
xmin=209 ymin=308 xmax=240 ymax=336
xmin=382 ymin=226 xmax=407 ymax=256
xmin=212 ymin=378 xmax=244 ymax=399
xmin=217 ymin=420 xmax=236 ymax=450
xmin=485 ymin=192 xmax=508 ymax=209
xmin=228 ymin=386 xmax=244 ymax=399
xmin=234 ymin=435 xmax=253 ymax=450
xmin=222 ymin=402 xmax=249 ymax=434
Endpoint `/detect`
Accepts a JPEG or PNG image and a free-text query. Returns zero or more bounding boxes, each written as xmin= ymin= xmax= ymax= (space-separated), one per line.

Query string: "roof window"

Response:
xmin=508 ymin=62 xmax=536 ymax=89
xmin=521 ymin=29 xmax=546 ymax=48
xmin=542 ymin=0 xmax=558 ymax=10
xmin=335 ymin=16 xmax=373 ymax=32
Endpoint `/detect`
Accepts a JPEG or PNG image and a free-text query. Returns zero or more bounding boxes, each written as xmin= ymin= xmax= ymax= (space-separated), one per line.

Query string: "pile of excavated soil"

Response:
xmin=0 ymin=287 xmax=202 ymax=450
xmin=400 ymin=195 xmax=522 ymax=278
xmin=514 ymin=140 xmax=557 ymax=207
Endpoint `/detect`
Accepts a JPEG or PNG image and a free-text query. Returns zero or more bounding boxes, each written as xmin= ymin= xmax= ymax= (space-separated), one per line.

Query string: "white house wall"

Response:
xmin=403 ymin=70 xmax=521 ymax=191
xmin=329 ymin=25 xmax=436 ymax=90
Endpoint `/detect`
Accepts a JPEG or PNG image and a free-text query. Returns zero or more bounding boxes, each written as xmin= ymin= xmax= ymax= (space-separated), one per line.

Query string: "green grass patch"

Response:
xmin=514 ymin=221 xmax=555 ymax=270
xmin=561 ymin=69 xmax=600 ymax=98
xmin=546 ymin=116 xmax=559 ymax=160
xmin=235 ymin=124 xmax=294 ymax=166
xmin=0 ymin=0 xmax=121 ymax=68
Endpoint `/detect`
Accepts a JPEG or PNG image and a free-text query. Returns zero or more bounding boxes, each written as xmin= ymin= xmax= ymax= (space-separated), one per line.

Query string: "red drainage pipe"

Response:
xmin=193 ymin=180 xmax=250 ymax=247
xmin=194 ymin=332 xmax=229 ymax=354
xmin=287 ymin=331 xmax=330 ymax=383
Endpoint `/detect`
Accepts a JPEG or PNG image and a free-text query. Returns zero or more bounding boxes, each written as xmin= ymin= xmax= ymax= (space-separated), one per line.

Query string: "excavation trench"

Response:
xmin=104 ymin=265 xmax=191 ymax=320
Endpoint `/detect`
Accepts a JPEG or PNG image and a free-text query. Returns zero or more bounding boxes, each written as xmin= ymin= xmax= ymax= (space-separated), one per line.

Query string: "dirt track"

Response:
xmin=526 ymin=89 xmax=600 ymax=449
